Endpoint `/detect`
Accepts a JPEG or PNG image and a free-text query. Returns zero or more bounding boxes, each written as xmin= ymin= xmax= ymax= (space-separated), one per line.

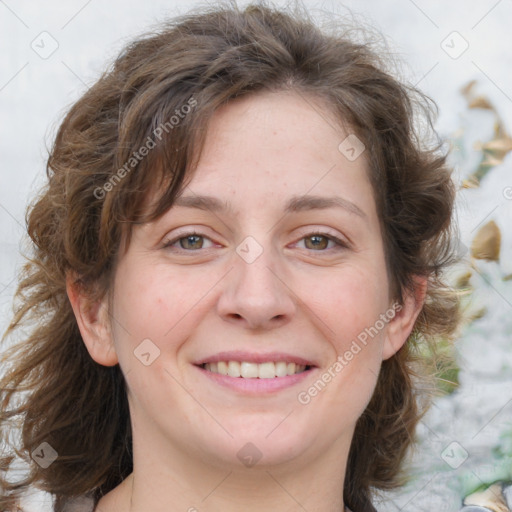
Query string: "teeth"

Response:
xmin=203 ymin=361 xmax=309 ymax=378
xmin=227 ymin=361 xmax=241 ymax=377
xmin=240 ymin=362 xmax=259 ymax=378
xmin=217 ymin=361 xmax=228 ymax=376
xmin=258 ymin=362 xmax=275 ymax=379
xmin=275 ymin=361 xmax=288 ymax=377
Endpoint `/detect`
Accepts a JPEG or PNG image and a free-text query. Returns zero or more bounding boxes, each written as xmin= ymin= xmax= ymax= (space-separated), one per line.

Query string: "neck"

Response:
xmin=99 ymin=433 xmax=351 ymax=512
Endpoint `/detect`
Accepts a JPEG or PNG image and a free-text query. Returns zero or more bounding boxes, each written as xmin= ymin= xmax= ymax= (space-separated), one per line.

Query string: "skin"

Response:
xmin=67 ymin=90 xmax=426 ymax=512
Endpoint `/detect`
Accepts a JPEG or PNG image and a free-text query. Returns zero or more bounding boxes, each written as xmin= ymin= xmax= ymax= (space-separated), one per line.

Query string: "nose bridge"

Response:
xmin=216 ymin=235 xmax=296 ymax=329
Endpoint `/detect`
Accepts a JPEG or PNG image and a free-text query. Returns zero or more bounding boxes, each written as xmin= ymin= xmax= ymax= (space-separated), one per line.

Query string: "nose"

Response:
xmin=216 ymin=244 xmax=296 ymax=331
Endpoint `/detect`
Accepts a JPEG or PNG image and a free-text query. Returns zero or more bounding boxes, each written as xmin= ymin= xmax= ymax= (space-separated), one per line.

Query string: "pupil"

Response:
xmin=307 ymin=235 xmax=327 ymax=250
xmin=183 ymin=235 xmax=202 ymax=249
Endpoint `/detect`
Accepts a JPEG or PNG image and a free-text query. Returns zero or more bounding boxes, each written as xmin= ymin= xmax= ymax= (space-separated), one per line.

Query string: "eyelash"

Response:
xmin=162 ymin=230 xmax=349 ymax=254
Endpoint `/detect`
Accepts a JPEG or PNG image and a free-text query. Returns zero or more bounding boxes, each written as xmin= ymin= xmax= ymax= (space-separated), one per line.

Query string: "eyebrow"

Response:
xmin=173 ymin=194 xmax=367 ymax=220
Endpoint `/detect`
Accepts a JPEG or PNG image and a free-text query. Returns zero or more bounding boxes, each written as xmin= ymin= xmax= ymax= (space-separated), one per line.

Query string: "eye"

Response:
xmin=163 ymin=231 xmax=215 ymax=251
xmin=295 ymin=232 xmax=348 ymax=251
xmin=162 ymin=230 xmax=348 ymax=253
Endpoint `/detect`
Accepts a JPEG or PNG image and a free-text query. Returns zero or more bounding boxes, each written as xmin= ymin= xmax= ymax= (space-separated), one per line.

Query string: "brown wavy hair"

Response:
xmin=0 ymin=2 xmax=461 ymax=511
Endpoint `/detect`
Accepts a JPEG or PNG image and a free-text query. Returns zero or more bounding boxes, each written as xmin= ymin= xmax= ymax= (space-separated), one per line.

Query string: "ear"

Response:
xmin=382 ymin=276 xmax=428 ymax=361
xmin=66 ymin=273 xmax=119 ymax=366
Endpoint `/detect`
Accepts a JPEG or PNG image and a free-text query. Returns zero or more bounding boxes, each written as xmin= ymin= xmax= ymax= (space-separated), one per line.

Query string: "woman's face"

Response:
xmin=87 ymin=91 xmax=419 ymax=473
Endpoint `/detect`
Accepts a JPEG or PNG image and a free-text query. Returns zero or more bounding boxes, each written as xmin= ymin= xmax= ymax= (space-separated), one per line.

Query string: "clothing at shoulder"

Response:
xmin=61 ymin=495 xmax=95 ymax=512
xmin=346 ymin=505 xmax=377 ymax=512
xmin=5 ymin=494 xmax=95 ymax=512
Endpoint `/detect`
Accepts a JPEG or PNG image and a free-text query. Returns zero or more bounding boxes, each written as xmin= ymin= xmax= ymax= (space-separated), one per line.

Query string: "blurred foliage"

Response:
xmin=471 ymin=220 xmax=501 ymax=261
xmin=432 ymin=337 xmax=460 ymax=395
xmin=460 ymin=80 xmax=512 ymax=186
xmin=421 ymin=80 xmax=511 ymax=398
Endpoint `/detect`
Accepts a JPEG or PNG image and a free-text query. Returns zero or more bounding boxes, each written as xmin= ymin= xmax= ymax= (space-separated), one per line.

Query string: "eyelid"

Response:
xmin=291 ymin=229 xmax=350 ymax=251
xmin=161 ymin=229 xmax=217 ymax=251
xmin=162 ymin=227 xmax=350 ymax=253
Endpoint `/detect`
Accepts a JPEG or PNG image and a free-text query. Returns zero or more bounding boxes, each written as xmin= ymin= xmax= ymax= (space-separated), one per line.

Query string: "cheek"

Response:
xmin=306 ymin=264 xmax=389 ymax=347
xmin=300 ymin=264 xmax=388 ymax=409
xmin=110 ymin=263 xmax=215 ymax=361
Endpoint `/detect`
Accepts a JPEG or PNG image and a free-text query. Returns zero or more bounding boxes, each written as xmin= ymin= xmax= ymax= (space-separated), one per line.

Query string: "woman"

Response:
xmin=0 ymin=2 xmax=461 ymax=511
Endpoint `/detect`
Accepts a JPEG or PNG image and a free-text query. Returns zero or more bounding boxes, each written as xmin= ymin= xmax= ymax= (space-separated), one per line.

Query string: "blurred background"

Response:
xmin=1 ymin=0 xmax=511 ymax=510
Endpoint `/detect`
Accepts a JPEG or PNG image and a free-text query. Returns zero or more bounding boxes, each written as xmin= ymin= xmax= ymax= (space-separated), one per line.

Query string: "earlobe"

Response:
xmin=66 ymin=273 xmax=119 ymax=367
xmin=382 ymin=276 xmax=428 ymax=361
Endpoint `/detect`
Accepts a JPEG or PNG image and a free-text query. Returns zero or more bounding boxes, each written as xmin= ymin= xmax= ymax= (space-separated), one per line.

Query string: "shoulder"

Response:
xmin=14 ymin=492 xmax=96 ymax=512
xmin=60 ymin=495 xmax=96 ymax=512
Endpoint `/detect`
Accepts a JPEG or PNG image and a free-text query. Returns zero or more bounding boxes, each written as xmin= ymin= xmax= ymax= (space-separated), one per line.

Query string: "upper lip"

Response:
xmin=194 ymin=351 xmax=317 ymax=367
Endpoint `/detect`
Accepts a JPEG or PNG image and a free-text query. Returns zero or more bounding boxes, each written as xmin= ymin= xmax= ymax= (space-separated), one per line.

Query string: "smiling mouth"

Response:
xmin=201 ymin=361 xmax=311 ymax=378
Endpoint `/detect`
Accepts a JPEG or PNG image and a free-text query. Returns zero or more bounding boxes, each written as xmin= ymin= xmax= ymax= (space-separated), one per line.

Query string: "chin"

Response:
xmin=198 ymin=415 xmax=319 ymax=469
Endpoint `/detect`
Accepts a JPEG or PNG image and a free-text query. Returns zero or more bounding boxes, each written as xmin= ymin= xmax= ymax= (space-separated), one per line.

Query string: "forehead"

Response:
xmin=179 ymin=90 xmax=376 ymax=217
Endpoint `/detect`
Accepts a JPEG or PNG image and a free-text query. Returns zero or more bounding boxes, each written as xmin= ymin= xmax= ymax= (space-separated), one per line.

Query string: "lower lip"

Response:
xmin=195 ymin=365 xmax=315 ymax=394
